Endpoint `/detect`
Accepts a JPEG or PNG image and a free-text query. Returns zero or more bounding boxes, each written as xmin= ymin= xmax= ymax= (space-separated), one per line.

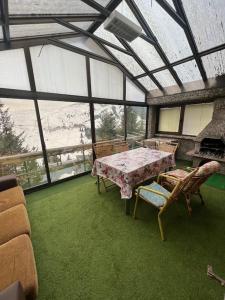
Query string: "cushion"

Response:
xmin=138 ymin=182 xmax=170 ymax=207
xmin=0 ymin=175 xmax=18 ymax=192
xmin=196 ymin=161 xmax=221 ymax=177
xmin=0 ymin=235 xmax=38 ymax=300
xmin=0 ymin=281 xmax=25 ymax=300
xmin=0 ymin=186 xmax=25 ymax=213
xmin=0 ymin=204 xmax=31 ymax=246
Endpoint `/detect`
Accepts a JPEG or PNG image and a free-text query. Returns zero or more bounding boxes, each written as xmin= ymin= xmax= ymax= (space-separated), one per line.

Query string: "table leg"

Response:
xmin=97 ymin=176 xmax=101 ymax=194
xmin=125 ymin=198 xmax=130 ymax=215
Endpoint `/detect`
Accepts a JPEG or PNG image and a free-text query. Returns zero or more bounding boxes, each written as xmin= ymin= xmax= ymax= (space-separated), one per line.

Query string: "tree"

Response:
xmin=96 ymin=110 xmax=117 ymax=140
xmin=126 ymin=106 xmax=139 ymax=135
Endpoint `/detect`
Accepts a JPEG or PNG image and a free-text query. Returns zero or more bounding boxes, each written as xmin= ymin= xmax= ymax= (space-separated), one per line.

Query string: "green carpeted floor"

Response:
xmin=27 ymin=173 xmax=225 ymax=300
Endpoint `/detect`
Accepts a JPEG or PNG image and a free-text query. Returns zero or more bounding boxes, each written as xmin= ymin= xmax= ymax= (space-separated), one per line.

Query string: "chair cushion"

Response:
xmin=0 ymin=186 xmax=25 ymax=213
xmin=196 ymin=161 xmax=221 ymax=176
xmin=0 ymin=235 xmax=38 ymax=300
xmin=0 ymin=204 xmax=31 ymax=246
xmin=163 ymin=169 xmax=189 ymax=187
xmin=139 ymin=182 xmax=170 ymax=207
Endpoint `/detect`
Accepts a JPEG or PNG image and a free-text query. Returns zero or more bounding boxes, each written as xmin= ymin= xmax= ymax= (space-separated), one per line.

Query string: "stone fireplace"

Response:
xmin=187 ymin=99 xmax=225 ymax=174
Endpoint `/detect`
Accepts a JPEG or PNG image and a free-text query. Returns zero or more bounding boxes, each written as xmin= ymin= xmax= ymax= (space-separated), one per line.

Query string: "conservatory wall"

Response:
xmin=0 ymin=39 xmax=147 ymax=190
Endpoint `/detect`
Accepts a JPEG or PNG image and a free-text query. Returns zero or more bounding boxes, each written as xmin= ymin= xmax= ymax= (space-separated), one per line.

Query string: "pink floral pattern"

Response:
xmin=92 ymin=147 xmax=175 ymax=199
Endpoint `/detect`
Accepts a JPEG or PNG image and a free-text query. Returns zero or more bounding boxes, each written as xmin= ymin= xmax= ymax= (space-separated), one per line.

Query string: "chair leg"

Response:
xmin=133 ymin=193 xmax=139 ymax=219
xmin=185 ymin=194 xmax=192 ymax=215
xmin=97 ymin=176 xmax=101 ymax=194
xmin=158 ymin=210 xmax=165 ymax=241
xmin=198 ymin=190 xmax=205 ymax=205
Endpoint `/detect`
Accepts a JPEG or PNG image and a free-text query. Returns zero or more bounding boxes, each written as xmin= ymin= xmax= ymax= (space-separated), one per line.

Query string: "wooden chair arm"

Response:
xmin=137 ymin=185 xmax=170 ymax=200
xmin=157 ymin=173 xmax=181 ymax=183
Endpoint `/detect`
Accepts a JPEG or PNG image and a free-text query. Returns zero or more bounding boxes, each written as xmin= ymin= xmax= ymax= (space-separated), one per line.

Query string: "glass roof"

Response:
xmin=154 ymin=69 xmax=177 ymax=88
xmin=116 ymin=1 xmax=141 ymax=27
xmin=95 ymin=24 xmax=125 ymax=49
xmin=182 ymin=0 xmax=225 ymax=52
xmin=202 ymin=50 xmax=225 ymax=79
xmin=138 ymin=76 xmax=158 ymax=91
xmin=8 ymin=0 xmax=100 ymax=14
xmin=173 ymin=60 xmax=202 ymax=84
xmin=95 ymin=0 xmax=111 ymax=7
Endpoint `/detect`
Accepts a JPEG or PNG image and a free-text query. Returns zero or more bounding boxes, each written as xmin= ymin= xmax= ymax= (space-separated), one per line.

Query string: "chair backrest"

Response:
xmin=93 ymin=142 xmax=113 ymax=158
xmin=143 ymin=139 xmax=157 ymax=149
xmin=113 ymin=141 xmax=129 ymax=153
xmin=157 ymin=143 xmax=178 ymax=154
xmin=168 ymin=168 xmax=199 ymax=204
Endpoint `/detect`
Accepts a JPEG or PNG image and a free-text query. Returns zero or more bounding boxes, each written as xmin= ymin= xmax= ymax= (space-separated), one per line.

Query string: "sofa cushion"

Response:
xmin=196 ymin=161 xmax=221 ymax=176
xmin=0 ymin=204 xmax=31 ymax=245
xmin=0 ymin=186 xmax=25 ymax=213
xmin=0 ymin=235 xmax=38 ymax=300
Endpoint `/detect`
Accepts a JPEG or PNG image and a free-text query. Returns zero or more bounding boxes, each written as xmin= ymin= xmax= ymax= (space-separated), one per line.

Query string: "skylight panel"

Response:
xmin=135 ymin=0 xmax=192 ymax=62
xmin=95 ymin=24 xmax=125 ymax=49
xmin=116 ymin=1 xmax=142 ymax=27
xmin=130 ymin=37 xmax=165 ymax=70
xmin=105 ymin=46 xmax=144 ymax=76
xmin=202 ymin=50 xmax=225 ymax=79
xmin=95 ymin=0 xmax=111 ymax=6
xmin=182 ymin=0 xmax=225 ymax=52
xmin=8 ymin=0 xmax=100 ymax=14
xmin=138 ymin=76 xmax=158 ymax=91
xmin=154 ymin=69 xmax=177 ymax=88
xmin=173 ymin=60 xmax=202 ymax=84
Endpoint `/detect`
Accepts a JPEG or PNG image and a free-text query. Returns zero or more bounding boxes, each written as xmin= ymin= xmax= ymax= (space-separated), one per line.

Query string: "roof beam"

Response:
xmin=0 ymin=0 xmax=10 ymax=44
xmin=9 ymin=14 xmax=103 ymax=25
xmin=54 ymin=17 xmax=133 ymax=55
xmin=117 ymin=37 xmax=164 ymax=92
xmin=172 ymin=0 xmax=207 ymax=82
xmin=81 ymin=0 xmax=110 ymax=17
xmin=125 ymin=0 xmax=183 ymax=89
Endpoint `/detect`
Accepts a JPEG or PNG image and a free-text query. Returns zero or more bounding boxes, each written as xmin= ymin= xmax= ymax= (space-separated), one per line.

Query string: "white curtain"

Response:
xmin=126 ymin=78 xmax=145 ymax=102
xmin=182 ymin=103 xmax=214 ymax=136
xmin=158 ymin=107 xmax=181 ymax=132
xmin=30 ymin=45 xmax=88 ymax=96
xmin=90 ymin=59 xmax=123 ymax=100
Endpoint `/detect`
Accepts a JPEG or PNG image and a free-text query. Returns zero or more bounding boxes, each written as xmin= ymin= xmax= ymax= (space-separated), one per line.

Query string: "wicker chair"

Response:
xmin=113 ymin=141 xmax=129 ymax=153
xmin=157 ymin=142 xmax=179 ymax=154
xmin=133 ymin=168 xmax=198 ymax=240
xmin=160 ymin=161 xmax=221 ymax=215
xmin=93 ymin=142 xmax=113 ymax=158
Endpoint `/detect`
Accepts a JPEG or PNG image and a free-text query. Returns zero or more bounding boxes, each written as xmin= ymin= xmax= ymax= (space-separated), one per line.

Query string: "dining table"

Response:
xmin=92 ymin=147 xmax=175 ymax=214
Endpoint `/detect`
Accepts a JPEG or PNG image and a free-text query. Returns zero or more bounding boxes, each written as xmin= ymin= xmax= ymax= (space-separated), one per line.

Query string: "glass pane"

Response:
xmin=135 ymin=0 xmax=192 ymax=62
xmin=130 ymin=37 xmax=165 ymax=70
xmin=94 ymin=104 xmax=124 ymax=141
xmin=183 ymin=103 xmax=214 ymax=136
xmin=138 ymin=76 xmax=158 ymax=91
xmin=158 ymin=107 xmax=180 ymax=132
xmin=61 ymin=36 xmax=111 ymax=59
xmin=182 ymin=0 xmax=225 ymax=52
xmin=9 ymin=0 xmax=100 ymax=14
xmin=126 ymin=106 xmax=146 ymax=147
xmin=166 ymin=0 xmax=175 ymax=9
xmin=116 ymin=0 xmax=142 ymax=27
xmin=0 ymin=28 xmax=3 ymax=40
xmin=154 ymin=69 xmax=177 ymax=88
xmin=95 ymin=0 xmax=111 ymax=7
xmin=90 ymin=59 xmax=123 ymax=100
xmin=38 ymin=101 xmax=92 ymax=182
xmin=0 ymin=49 xmax=30 ymax=90
xmin=106 ymin=46 xmax=144 ymax=76
xmin=30 ymin=45 xmax=88 ymax=96
xmin=0 ymin=99 xmax=47 ymax=189
xmin=95 ymin=24 xmax=125 ymax=49
xmin=202 ymin=50 xmax=225 ymax=79
xmin=173 ymin=60 xmax=202 ymax=84
xmin=9 ymin=22 xmax=93 ymax=38
xmin=126 ymin=78 xmax=145 ymax=102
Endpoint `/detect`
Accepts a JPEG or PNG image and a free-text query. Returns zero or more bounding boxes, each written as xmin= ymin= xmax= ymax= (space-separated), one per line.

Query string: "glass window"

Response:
xmin=0 ymin=99 xmax=47 ymax=189
xmin=182 ymin=0 xmax=225 ymax=52
xmin=202 ymin=50 xmax=225 ymax=79
xmin=126 ymin=78 xmax=145 ymax=102
xmin=30 ymin=45 xmax=88 ymax=96
xmin=38 ymin=101 xmax=92 ymax=182
xmin=106 ymin=46 xmax=144 ymax=76
xmin=173 ymin=60 xmax=202 ymax=84
xmin=158 ymin=107 xmax=181 ymax=132
xmin=182 ymin=103 xmax=214 ymax=136
xmin=135 ymin=0 xmax=192 ymax=62
xmin=130 ymin=37 xmax=165 ymax=70
xmin=126 ymin=106 xmax=146 ymax=147
xmin=90 ymin=59 xmax=123 ymax=100
xmin=0 ymin=49 xmax=30 ymax=90
xmin=154 ymin=69 xmax=177 ymax=88
xmin=9 ymin=0 xmax=100 ymax=14
xmin=9 ymin=22 xmax=93 ymax=38
xmin=138 ymin=76 xmax=158 ymax=91
xmin=94 ymin=104 xmax=124 ymax=141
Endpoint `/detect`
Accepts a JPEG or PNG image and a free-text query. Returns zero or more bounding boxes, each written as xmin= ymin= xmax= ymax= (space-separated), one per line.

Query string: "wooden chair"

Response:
xmin=157 ymin=142 xmax=178 ymax=154
xmin=143 ymin=139 xmax=157 ymax=149
xmin=113 ymin=141 xmax=129 ymax=153
xmin=160 ymin=161 xmax=221 ymax=215
xmin=133 ymin=168 xmax=198 ymax=240
xmin=93 ymin=142 xmax=113 ymax=159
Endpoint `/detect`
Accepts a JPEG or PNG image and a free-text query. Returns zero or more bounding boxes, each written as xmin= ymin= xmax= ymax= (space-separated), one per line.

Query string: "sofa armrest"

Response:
xmin=0 ymin=175 xmax=18 ymax=192
xmin=0 ymin=281 xmax=25 ymax=300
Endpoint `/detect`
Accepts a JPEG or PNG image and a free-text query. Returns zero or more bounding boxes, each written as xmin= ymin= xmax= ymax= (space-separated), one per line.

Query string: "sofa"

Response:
xmin=0 ymin=175 xmax=38 ymax=300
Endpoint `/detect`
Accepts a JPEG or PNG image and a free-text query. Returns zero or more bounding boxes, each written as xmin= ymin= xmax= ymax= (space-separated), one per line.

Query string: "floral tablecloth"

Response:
xmin=92 ymin=147 xmax=175 ymax=199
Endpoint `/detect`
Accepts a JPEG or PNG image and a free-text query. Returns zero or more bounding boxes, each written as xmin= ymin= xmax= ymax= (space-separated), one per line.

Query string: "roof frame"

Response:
xmin=81 ymin=0 xmax=110 ymax=17
xmin=125 ymin=0 xmax=183 ymax=89
xmin=0 ymin=0 xmax=10 ymax=44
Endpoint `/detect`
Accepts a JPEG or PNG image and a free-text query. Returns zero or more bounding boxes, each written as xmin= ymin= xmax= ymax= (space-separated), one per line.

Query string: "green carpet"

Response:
xmin=27 ymin=175 xmax=225 ymax=300
xmin=206 ymin=173 xmax=225 ymax=190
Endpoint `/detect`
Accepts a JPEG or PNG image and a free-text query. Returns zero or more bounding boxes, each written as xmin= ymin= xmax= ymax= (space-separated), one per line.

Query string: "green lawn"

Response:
xmin=27 ymin=170 xmax=225 ymax=300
